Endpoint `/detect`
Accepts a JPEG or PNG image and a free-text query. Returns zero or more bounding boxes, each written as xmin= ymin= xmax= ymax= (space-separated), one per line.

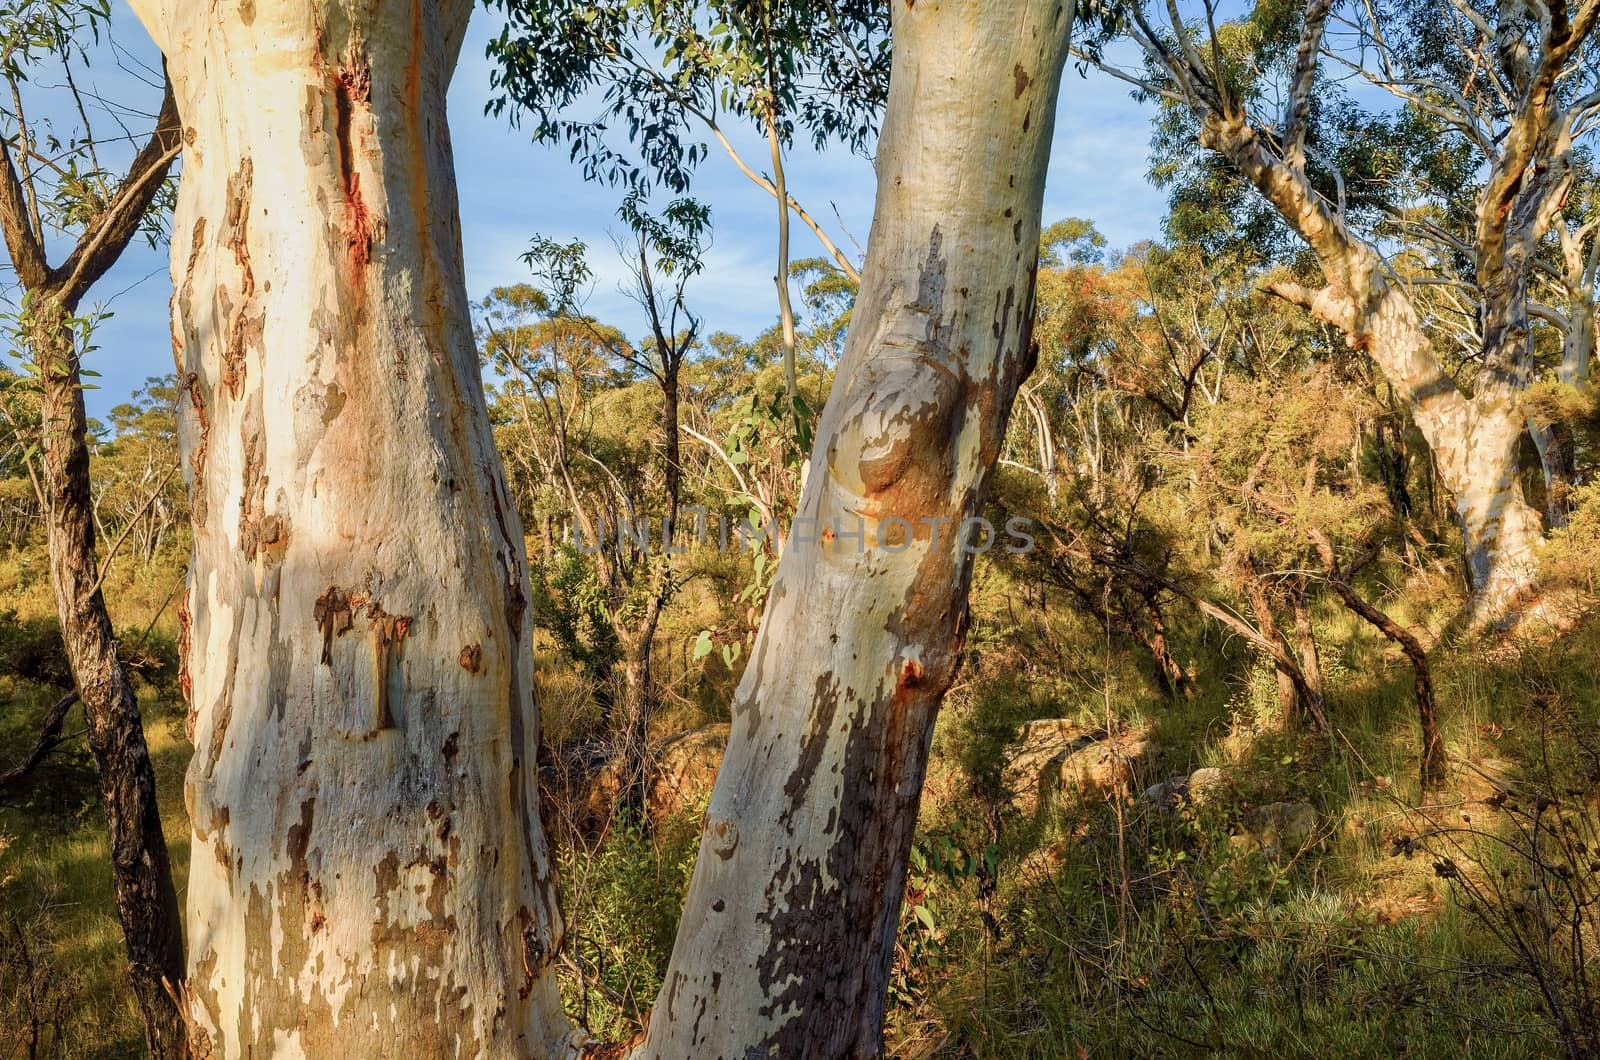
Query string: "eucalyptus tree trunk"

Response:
xmin=1343 ymin=267 xmax=1543 ymax=618
xmin=130 ymin=2 xmax=574 ymax=1055
xmin=1561 ymin=295 xmax=1595 ymax=386
xmin=1169 ymin=0 xmax=1551 ymax=625
xmin=1223 ymin=111 xmax=1545 ymax=622
xmin=635 ymin=1 xmax=1073 ymax=1054
xmin=1528 ymin=416 xmax=1572 ymax=529
xmin=615 ymin=354 xmax=681 ymax=807
xmin=616 ymin=613 xmax=662 ymax=805
xmin=1336 ymin=264 xmax=1542 ymax=618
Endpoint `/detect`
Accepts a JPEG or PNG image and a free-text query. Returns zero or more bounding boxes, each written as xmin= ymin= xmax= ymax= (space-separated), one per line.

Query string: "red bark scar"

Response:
xmin=333 ymin=57 xmax=376 ymax=276
xmin=1013 ymin=63 xmax=1033 ymax=98
xmin=891 ymin=657 xmax=924 ymax=709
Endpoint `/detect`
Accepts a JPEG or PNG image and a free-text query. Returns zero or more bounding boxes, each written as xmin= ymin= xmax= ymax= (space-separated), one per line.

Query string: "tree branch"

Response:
xmin=1282 ymin=0 xmax=1334 ymax=170
xmin=55 ymin=77 xmax=181 ymax=308
xmin=0 ymin=133 xmax=48 ymax=289
xmin=0 ymin=691 xmax=80 ymax=791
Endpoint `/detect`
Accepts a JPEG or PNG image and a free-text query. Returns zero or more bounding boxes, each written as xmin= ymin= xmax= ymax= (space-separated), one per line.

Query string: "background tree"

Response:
xmin=92 ymin=377 xmax=185 ymax=570
xmin=0 ymin=2 xmax=185 ymax=1053
xmin=997 ymin=222 xmax=1457 ymax=782
xmin=489 ymin=199 xmax=709 ymax=807
xmin=1084 ymin=0 xmax=1600 ymax=624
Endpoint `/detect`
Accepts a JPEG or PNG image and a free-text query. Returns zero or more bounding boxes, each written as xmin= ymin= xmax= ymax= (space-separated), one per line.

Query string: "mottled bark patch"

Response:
xmin=177 ymin=591 xmax=193 ymax=714
xmin=313 ymin=585 xmax=356 ymax=664
xmin=186 ymin=772 xmax=234 ymax=871
xmin=1013 ymin=62 xmax=1032 ymax=97
xmin=751 ymin=645 xmax=950 ymax=1055
xmin=840 ymin=388 xmax=960 ymax=524
xmin=916 ymin=227 xmax=954 ymax=354
xmin=515 ymin=905 xmax=553 ymax=996
xmin=238 ymin=412 xmax=286 ymax=563
xmin=488 ymin=476 xmax=529 ymax=638
xmin=368 ymin=605 xmax=413 ymax=729
xmin=780 ymin=675 xmax=842 ymax=830
xmin=312 ymin=586 xmax=413 ymax=728
xmin=285 ymin=797 xmax=315 ymax=876
xmin=180 ymin=372 xmax=210 ymax=526
xmin=220 ymin=160 xmax=259 ymax=399
xmin=834 ymin=230 xmax=963 ymax=522
xmin=171 ymin=216 xmax=205 ymax=364
xmin=201 ymin=608 xmax=246 ymax=780
xmin=322 ymin=381 xmax=346 ymax=423
xmin=221 ymin=308 xmax=263 ymax=403
xmin=189 ymin=948 xmax=220 ymax=1056
xmin=234 ymin=826 xmax=486 ymax=1056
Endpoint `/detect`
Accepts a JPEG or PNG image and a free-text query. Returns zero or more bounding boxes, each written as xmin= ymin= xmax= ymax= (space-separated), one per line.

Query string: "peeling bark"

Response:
xmin=132 ymin=2 xmax=576 ymax=1055
xmin=635 ymin=1 xmax=1074 ymax=1055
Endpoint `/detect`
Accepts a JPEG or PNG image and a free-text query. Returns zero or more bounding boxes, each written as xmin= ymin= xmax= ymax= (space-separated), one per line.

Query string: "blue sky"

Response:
xmin=75 ymin=12 xmax=1168 ymax=419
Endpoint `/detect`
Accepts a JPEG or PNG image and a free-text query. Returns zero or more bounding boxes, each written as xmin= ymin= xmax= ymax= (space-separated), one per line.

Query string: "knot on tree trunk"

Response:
xmin=831 ymin=354 xmax=963 ymax=523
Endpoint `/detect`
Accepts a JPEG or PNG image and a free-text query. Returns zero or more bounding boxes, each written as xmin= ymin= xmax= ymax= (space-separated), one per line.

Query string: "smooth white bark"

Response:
xmin=133 ymin=3 xmax=577 ymax=1055
xmin=635 ymin=1 xmax=1074 ymax=1055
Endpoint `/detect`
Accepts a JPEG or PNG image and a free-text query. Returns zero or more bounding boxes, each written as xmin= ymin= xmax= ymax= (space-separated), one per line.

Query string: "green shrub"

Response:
xmin=555 ymin=813 xmax=699 ymax=1041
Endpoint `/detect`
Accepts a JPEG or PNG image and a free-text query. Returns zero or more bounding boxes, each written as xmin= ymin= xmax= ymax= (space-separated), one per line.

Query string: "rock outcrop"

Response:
xmin=570 ymin=723 xmax=731 ymax=836
xmin=1003 ymin=718 xmax=1150 ymax=810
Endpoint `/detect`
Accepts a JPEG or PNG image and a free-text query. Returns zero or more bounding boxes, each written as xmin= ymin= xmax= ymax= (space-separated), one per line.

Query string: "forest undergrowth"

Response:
xmin=3 ymin=543 xmax=1595 ymax=1058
